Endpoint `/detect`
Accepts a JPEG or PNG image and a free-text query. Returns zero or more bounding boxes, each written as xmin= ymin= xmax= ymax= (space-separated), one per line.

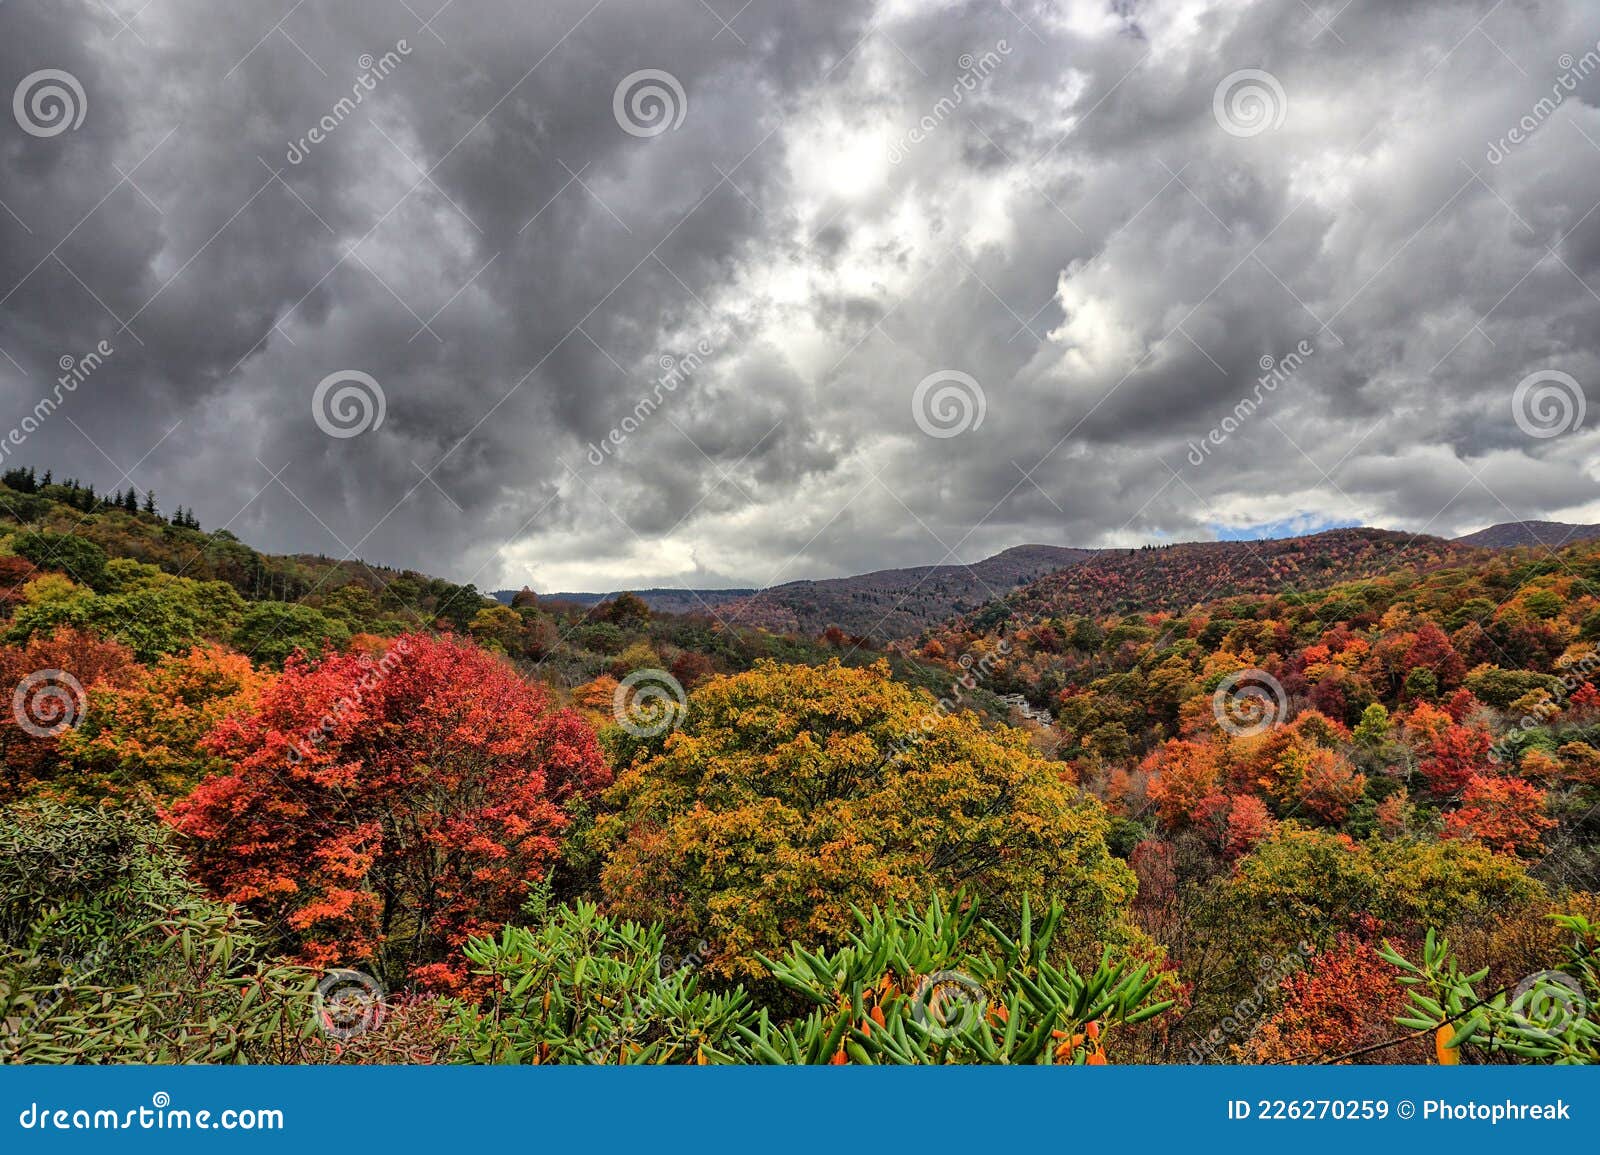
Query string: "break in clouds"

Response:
xmin=2 ymin=0 xmax=1599 ymax=593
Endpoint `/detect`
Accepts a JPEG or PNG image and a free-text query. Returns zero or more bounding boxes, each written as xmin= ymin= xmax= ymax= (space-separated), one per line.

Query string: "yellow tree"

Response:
xmin=597 ymin=659 xmax=1138 ymax=978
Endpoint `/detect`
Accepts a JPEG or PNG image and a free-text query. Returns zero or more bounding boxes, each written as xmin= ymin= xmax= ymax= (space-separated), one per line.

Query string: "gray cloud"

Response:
xmin=2 ymin=0 xmax=1599 ymax=597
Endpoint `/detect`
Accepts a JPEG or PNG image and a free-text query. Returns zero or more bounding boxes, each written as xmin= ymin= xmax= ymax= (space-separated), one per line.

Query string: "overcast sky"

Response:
xmin=2 ymin=0 xmax=1599 ymax=593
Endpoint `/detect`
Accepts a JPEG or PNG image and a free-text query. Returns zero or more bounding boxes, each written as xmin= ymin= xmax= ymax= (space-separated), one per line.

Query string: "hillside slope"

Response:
xmin=1454 ymin=520 xmax=1600 ymax=549
xmin=951 ymin=528 xmax=1475 ymax=632
xmin=495 ymin=587 xmax=756 ymax=614
xmin=716 ymin=543 xmax=1097 ymax=639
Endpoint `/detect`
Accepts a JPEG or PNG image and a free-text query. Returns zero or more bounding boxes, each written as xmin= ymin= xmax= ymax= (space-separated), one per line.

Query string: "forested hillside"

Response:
xmin=2 ymin=465 xmax=1597 ymax=1066
xmin=716 ymin=543 xmax=1097 ymax=639
xmin=955 ymin=529 xmax=1475 ymax=630
xmin=1454 ymin=521 xmax=1600 ymax=550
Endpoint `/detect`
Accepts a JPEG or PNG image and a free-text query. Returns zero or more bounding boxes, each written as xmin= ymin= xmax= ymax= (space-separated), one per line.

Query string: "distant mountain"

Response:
xmin=1453 ymin=521 xmax=1600 ymax=549
xmin=500 ymin=544 xmax=1097 ymax=640
xmin=717 ymin=544 xmax=1098 ymax=640
xmin=498 ymin=524 xmax=1556 ymax=644
xmin=958 ymin=528 xmax=1475 ymax=629
xmin=493 ymin=587 xmax=755 ymax=615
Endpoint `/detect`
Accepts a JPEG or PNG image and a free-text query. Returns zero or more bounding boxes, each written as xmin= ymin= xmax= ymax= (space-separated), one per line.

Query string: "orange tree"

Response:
xmin=171 ymin=634 xmax=610 ymax=991
xmin=0 ymin=627 xmax=134 ymax=801
xmin=55 ymin=643 xmax=268 ymax=804
xmin=595 ymin=659 xmax=1138 ymax=979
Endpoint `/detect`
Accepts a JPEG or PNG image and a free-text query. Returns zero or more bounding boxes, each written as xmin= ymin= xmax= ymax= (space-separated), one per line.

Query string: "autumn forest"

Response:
xmin=1 ymin=465 xmax=1597 ymax=1066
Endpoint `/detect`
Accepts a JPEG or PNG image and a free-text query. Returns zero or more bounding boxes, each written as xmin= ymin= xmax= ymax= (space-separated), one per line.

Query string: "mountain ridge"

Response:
xmin=1452 ymin=520 xmax=1600 ymax=549
xmin=494 ymin=521 xmax=1600 ymax=640
xmin=498 ymin=543 xmax=1098 ymax=639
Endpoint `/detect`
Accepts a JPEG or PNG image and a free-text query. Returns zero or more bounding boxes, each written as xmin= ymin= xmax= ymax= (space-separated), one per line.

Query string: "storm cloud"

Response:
xmin=2 ymin=0 xmax=1598 ymax=594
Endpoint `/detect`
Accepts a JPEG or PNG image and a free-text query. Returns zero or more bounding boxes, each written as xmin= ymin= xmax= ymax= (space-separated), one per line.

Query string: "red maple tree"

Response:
xmin=1442 ymin=774 xmax=1555 ymax=857
xmin=171 ymin=633 xmax=609 ymax=990
xmin=1416 ymin=717 xmax=1493 ymax=799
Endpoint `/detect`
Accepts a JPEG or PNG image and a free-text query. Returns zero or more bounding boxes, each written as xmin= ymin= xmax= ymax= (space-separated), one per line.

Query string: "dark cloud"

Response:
xmin=2 ymin=0 xmax=1598 ymax=595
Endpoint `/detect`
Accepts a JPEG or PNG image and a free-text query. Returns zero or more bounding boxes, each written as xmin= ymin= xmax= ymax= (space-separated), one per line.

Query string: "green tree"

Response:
xmin=1353 ymin=702 xmax=1391 ymax=747
xmin=0 ymin=804 xmax=318 ymax=1063
xmin=12 ymin=532 xmax=107 ymax=591
xmin=231 ymin=602 xmax=350 ymax=666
